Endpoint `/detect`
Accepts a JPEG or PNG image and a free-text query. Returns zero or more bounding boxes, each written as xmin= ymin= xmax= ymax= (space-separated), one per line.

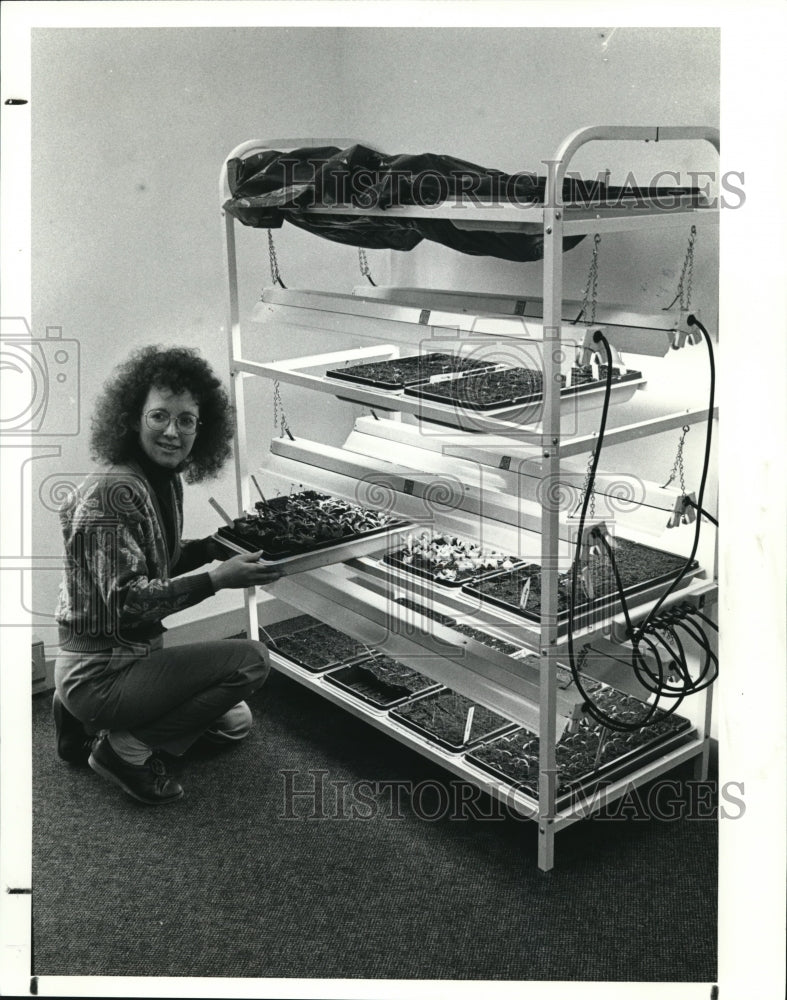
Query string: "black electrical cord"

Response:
xmin=639 ymin=606 xmax=717 ymax=696
xmin=672 ymin=615 xmax=718 ymax=691
xmin=632 ymin=314 xmax=716 ymax=639
xmin=566 ymin=331 xmax=665 ymax=732
xmin=694 ymin=609 xmax=719 ymax=632
xmin=684 ymin=497 xmax=719 ymax=527
xmin=566 ymin=322 xmax=718 ymax=730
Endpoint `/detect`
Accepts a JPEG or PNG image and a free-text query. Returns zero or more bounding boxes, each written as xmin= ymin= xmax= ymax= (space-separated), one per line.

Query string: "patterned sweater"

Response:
xmin=55 ymin=461 xmax=216 ymax=651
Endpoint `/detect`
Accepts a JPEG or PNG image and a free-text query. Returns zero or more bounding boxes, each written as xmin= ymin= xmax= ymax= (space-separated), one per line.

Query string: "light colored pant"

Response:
xmin=54 ymin=636 xmax=270 ymax=756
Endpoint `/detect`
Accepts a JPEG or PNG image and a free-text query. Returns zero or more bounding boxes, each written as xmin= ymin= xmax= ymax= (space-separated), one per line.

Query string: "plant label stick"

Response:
xmin=593 ymin=726 xmax=609 ymax=769
xmin=251 ymin=474 xmax=267 ymax=504
xmin=463 ymin=706 xmax=476 ymax=744
xmin=519 ymin=577 xmax=531 ymax=610
xmin=208 ymin=496 xmax=234 ymax=527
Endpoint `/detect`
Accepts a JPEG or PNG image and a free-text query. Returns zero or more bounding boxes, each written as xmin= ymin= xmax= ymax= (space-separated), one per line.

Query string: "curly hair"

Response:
xmin=90 ymin=345 xmax=234 ymax=483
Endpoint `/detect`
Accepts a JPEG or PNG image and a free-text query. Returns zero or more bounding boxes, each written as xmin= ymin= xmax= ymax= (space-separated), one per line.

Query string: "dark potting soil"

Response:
xmin=465 ymin=537 xmax=692 ymax=622
xmin=390 ymin=689 xmax=516 ymax=751
xmin=466 ymin=686 xmax=691 ymax=798
xmin=218 ymin=490 xmax=405 ymax=560
xmin=405 ymin=364 xmax=642 ymax=410
xmin=325 ymin=655 xmax=440 ymax=709
xmin=405 ymin=366 xmax=544 ymax=409
xmin=269 ymin=622 xmax=370 ymax=672
xmin=260 ymin=614 xmax=324 ymax=641
xmin=571 ymin=363 xmax=620 ymax=386
xmin=325 ymin=353 xmax=495 ymax=390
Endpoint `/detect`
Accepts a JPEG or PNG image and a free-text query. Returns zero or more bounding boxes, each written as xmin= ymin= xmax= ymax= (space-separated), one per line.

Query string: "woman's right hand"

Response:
xmin=209 ymin=551 xmax=283 ymax=591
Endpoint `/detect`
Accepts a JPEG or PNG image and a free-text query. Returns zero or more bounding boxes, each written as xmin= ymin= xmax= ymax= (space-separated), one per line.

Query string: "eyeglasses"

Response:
xmin=143 ymin=409 xmax=201 ymax=435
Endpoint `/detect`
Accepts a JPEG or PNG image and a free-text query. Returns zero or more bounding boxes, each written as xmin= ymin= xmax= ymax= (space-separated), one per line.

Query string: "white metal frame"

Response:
xmin=220 ymin=125 xmax=720 ymax=871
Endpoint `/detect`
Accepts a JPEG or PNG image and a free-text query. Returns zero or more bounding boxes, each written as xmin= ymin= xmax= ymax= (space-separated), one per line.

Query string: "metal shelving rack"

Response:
xmin=219 ymin=125 xmax=720 ymax=870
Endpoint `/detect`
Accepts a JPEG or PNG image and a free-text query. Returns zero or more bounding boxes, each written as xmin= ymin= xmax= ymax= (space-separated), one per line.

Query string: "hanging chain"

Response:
xmin=576 ymin=450 xmax=597 ymax=520
xmin=580 ymin=234 xmax=602 ymax=324
xmin=663 ymin=225 xmax=696 ymax=311
xmin=576 ymin=235 xmax=601 ymax=519
xmin=358 ymin=247 xmax=376 ymax=286
xmin=272 ymin=379 xmax=292 ymax=439
xmin=662 ymin=424 xmax=690 ymax=491
xmin=267 ymin=230 xmax=286 ymax=289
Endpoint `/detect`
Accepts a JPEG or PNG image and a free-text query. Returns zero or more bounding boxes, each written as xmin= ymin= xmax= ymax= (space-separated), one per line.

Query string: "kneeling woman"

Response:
xmin=54 ymin=345 xmax=281 ymax=805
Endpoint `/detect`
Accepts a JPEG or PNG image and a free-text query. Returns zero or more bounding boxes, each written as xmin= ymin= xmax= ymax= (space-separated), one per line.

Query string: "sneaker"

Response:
xmin=88 ymin=736 xmax=184 ymax=805
xmin=53 ymin=691 xmax=95 ymax=764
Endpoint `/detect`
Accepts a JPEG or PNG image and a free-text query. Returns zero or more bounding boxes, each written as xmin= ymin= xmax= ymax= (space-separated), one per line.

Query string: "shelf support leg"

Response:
xmin=536 ymin=162 xmax=564 ymax=870
xmin=223 ymin=209 xmax=257 ymax=641
xmin=538 ymin=820 xmax=556 ymax=872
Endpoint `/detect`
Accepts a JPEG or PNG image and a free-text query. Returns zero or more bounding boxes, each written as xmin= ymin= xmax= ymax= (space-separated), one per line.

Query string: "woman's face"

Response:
xmin=136 ymin=385 xmax=200 ymax=470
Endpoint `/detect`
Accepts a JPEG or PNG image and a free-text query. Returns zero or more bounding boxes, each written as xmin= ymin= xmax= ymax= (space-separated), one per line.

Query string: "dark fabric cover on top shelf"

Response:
xmin=223 ymin=144 xmax=593 ymax=261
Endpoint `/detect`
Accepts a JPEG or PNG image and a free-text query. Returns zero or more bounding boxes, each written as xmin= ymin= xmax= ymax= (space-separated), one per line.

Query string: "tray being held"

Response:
xmin=214 ymin=489 xmax=411 ymax=568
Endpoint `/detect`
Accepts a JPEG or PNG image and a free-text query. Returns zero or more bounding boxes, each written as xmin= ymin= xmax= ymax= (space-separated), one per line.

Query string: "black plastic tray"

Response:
xmin=404 ymin=367 xmax=642 ymax=411
xmin=325 ymin=353 xmax=496 ymax=390
xmin=389 ymin=689 xmax=518 ymax=754
xmin=384 ymin=540 xmax=522 ymax=588
xmin=259 ymin=614 xmax=323 ymax=641
xmin=462 ymin=538 xmax=697 ymax=633
xmin=324 ymin=657 xmax=442 ymax=710
xmin=466 ymin=716 xmax=694 ymax=809
xmin=216 ymin=490 xmax=410 ymax=561
xmin=268 ymin=623 xmax=371 ymax=674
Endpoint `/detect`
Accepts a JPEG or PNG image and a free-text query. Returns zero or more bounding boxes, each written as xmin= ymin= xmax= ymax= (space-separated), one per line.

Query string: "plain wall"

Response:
xmin=30 ymin=26 xmax=719 ymax=642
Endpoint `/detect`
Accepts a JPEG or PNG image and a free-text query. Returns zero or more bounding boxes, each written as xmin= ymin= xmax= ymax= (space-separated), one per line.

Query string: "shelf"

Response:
xmin=242 ymin=457 xmax=714 ymax=656
xmin=268 ymin=642 xmax=707 ymax=827
xmin=233 ymin=344 xmax=646 ymax=438
xmin=295 ymin=196 xmax=716 ymax=237
xmin=222 ymin=123 xmax=719 ymax=871
xmin=264 ymin=561 xmax=582 ymax=737
xmin=349 ymin=553 xmax=712 ymax=654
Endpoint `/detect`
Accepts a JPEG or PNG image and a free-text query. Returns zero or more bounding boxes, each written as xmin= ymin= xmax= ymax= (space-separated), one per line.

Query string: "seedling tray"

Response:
xmin=268 ymin=622 xmax=370 ymax=673
xmin=404 ymin=365 xmax=642 ymax=411
xmin=466 ymin=687 xmax=693 ymax=807
xmin=215 ymin=489 xmax=410 ymax=565
xmin=384 ymin=531 xmax=521 ymax=587
xmin=390 ymin=689 xmax=518 ymax=754
xmin=325 ymin=353 xmax=496 ymax=390
xmin=463 ymin=537 xmax=698 ymax=633
xmin=325 ymin=655 xmax=442 ymax=709
xmin=259 ymin=614 xmax=323 ymax=641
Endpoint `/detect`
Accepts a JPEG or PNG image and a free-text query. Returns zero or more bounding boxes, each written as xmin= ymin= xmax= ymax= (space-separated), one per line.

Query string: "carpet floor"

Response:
xmin=32 ymin=669 xmax=718 ymax=982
